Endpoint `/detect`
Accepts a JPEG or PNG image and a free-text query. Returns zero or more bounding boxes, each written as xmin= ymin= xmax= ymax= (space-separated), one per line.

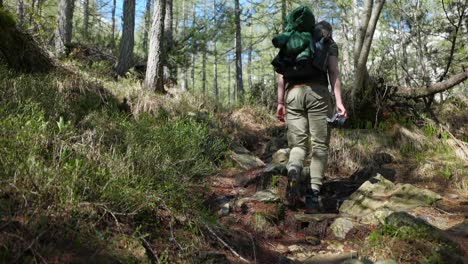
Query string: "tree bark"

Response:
xmin=143 ymin=0 xmax=166 ymax=92
xmin=247 ymin=0 xmax=253 ymax=94
xmin=164 ymin=0 xmax=173 ymax=78
xmin=181 ymin=0 xmax=187 ymax=91
xmin=213 ymin=0 xmax=218 ymax=98
xmin=55 ymin=0 xmax=75 ymax=57
xmin=191 ymin=1 xmax=196 ymax=90
xmin=396 ymin=71 xmax=467 ymax=99
xmin=235 ymin=0 xmax=243 ymax=102
xmin=142 ymin=0 xmax=152 ymax=55
xmin=83 ymin=0 xmax=89 ymax=39
xmin=281 ymin=0 xmax=286 ymax=30
xmin=201 ymin=0 xmax=207 ymax=94
xmin=228 ymin=56 xmax=231 ymax=104
xmin=352 ymin=0 xmax=385 ymax=102
xmin=115 ymin=0 xmax=136 ymax=76
xmin=16 ymin=0 xmax=24 ymax=26
xmin=111 ymin=0 xmax=116 ymax=49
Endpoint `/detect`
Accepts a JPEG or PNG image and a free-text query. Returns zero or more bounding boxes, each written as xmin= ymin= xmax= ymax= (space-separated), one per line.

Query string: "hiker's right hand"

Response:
xmin=276 ymin=103 xmax=286 ymax=122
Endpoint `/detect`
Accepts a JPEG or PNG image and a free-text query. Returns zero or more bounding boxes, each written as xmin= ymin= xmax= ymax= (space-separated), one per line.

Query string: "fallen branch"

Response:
xmin=141 ymin=237 xmax=160 ymax=264
xmin=395 ymin=70 xmax=467 ymax=99
xmin=202 ymin=222 xmax=250 ymax=263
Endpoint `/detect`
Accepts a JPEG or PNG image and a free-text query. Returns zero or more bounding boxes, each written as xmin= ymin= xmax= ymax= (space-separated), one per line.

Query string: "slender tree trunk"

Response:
xmin=228 ymin=56 xmax=231 ymax=105
xmin=181 ymin=0 xmax=187 ymax=91
xmin=83 ymin=0 xmax=89 ymax=39
xmin=29 ymin=0 xmax=35 ymax=26
xmin=115 ymin=0 xmax=136 ymax=76
xmin=191 ymin=1 xmax=196 ymax=90
xmin=111 ymin=0 xmax=116 ymax=49
xmin=213 ymin=40 xmax=218 ymax=99
xmin=235 ymin=0 xmax=244 ymax=102
xmin=352 ymin=0 xmax=385 ymax=102
xmin=247 ymin=0 xmax=253 ymax=93
xmin=142 ymin=0 xmax=152 ymax=55
xmin=164 ymin=0 xmax=173 ymax=78
xmin=281 ymin=0 xmax=286 ymax=30
xmin=201 ymin=0 xmax=207 ymax=94
xmin=55 ymin=0 xmax=75 ymax=57
xmin=16 ymin=0 xmax=25 ymax=26
xmin=144 ymin=0 xmax=166 ymax=92
xmin=213 ymin=0 xmax=218 ymax=98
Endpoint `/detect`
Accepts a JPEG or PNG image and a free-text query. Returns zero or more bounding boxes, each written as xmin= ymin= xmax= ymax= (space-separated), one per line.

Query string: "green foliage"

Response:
xmin=0 ymin=8 xmax=16 ymax=27
xmin=0 ymin=66 xmax=228 ymax=261
xmin=422 ymin=123 xmax=437 ymax=137
xmin=439 ymin=163 xmax=452 ymax=181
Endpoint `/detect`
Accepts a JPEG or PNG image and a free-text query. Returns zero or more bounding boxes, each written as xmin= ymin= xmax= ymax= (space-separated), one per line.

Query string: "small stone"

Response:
xmin=327 ymin=240 xmax=345 ymax=252
xmin=375 ymin=260 xmax=398 ymax=264
xmin=305 ymin=236 xmax=321 ymax=246
xmin=288 ymin=244 xmax=302 ymax=252
xmin=330 ymin=217 xmax=355 ymax=240
xmin=272 ymin=148 xmax=290 ymax=165
xmin=252 ymin=189 xmax=280 ymax=203
xmin=447 ymin=193 xmax=459 ymax=199
xmin=294 ymin=252 xmax=308 ymax=261
xmin=276 ymin=244 xmax=288 ymax=254
xmin=218 ymin=203 xmax=230 ymax=216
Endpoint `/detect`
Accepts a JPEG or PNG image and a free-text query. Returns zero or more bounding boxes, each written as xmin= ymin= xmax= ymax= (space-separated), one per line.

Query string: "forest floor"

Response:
xmin=202 ymin=106 xmax=468 ymax=264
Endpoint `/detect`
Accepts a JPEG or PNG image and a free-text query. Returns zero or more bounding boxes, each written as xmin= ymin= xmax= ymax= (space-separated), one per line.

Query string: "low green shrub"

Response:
xmin=0 ymin=66 xmax=228 ymax=261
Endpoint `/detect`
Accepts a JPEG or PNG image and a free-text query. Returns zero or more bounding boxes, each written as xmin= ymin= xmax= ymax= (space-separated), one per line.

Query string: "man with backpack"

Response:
xmin=272 ymin=7 xmax=347 ymax=214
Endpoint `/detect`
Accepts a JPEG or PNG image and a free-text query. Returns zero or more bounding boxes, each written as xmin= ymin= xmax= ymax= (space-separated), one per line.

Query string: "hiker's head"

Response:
xmin=315 ymin=21 xmax=333 ymax=38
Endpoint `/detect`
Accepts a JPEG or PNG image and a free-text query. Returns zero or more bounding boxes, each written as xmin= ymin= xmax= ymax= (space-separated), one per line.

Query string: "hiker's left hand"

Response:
xmin=276 ymin=103 xmax=286 ymax=122
xmin=336 ymin=103 xmax=347 ymax=118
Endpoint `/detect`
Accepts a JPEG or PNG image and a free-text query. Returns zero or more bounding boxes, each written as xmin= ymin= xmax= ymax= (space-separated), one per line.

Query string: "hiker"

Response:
xmin=273 ymin=8 xmax=347 ymax=214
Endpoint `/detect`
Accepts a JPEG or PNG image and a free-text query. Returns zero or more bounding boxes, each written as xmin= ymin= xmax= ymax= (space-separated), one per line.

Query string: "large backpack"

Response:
xmin=271 ymin=6 xmax=333 ymax=81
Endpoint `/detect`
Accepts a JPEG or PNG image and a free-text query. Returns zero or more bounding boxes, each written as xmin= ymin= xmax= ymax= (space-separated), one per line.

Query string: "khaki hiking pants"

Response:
xmin=285 ymin=83 xmax=333 ymax=192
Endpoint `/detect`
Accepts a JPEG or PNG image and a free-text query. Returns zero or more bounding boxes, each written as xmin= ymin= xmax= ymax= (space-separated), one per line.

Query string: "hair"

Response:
xmin=316 ymin=21 xmax=332 ymax=32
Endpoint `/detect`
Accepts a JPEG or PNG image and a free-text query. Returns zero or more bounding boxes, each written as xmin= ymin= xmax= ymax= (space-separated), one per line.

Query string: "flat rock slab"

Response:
xmin=229 ymin=142 xmax=265 ymax=170
xmin=303 ymin=252 xmax=358 ymax=264
xmin=295 ymin=213 xmax=340 ymax=222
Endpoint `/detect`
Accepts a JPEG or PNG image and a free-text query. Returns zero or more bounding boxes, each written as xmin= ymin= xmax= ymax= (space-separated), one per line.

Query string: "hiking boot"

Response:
xmin=286 ymin=165 xmax=301 ymax=208
xmin=305 ymin=189 xmax=320 ymax=214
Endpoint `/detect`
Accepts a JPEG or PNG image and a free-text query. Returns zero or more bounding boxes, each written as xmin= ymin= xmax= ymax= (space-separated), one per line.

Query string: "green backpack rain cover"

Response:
xmin=271 ymin=6 xmax=332 ymax=81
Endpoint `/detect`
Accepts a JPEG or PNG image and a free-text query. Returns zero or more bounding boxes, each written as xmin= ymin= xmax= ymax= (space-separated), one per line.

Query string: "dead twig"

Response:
xmin=202 ymin=221 xmax=250 ymax=263
xmin=141 ymin=237 xmax=160 ymax=264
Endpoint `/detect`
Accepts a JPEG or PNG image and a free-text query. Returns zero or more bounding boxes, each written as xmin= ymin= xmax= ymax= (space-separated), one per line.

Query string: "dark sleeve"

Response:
xmin=329 ymin=41 xmax=339 ymax=58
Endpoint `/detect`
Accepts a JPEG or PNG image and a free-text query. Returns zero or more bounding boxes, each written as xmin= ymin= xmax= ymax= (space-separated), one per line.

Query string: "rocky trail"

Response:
xmin=199 ymin=124 xmax=468 ymax=264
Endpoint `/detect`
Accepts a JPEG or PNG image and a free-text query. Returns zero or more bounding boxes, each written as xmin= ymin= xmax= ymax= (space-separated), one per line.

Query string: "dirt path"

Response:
xmin=205 ymin=125 xmax=467 ymax=264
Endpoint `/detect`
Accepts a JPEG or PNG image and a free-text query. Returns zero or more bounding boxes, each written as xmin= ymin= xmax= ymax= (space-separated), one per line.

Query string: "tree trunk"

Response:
xmin=180 ymin=0 xmax=187 ymax=91
xmin=234 ymin=0 xmax=243 ymax=102
xmin=16 ymin=0 xmax=24 ymax=26
xmin=111 ymin=0 xmax=116 ymax=49
xmin=396 ymin=70 xmax=467 ymax=99
xmin=142 ymin=0 xmax=152 ymax=55
xmin=201 ymin=0 xmax=207 ymax=94
xmin=164 ymin=0 xmax=173 ymax=77
xmin=212 ymin=0 xmax=218 ymax=98
xmin=213 ymin=39 xmax=218 ymax=99
xmin=191 ymin=1 xmax=196 ymax=90
xmin=83 ymin=0 xmax=89 ymax=39
xmin=55 ymin=0 xmax=75 ymax=57
xmin=247 ymin=0 xmax=253 ymax=93
xmin=228 ymin=56 xmax=231 ymax=105
xmin=352 ymin=0 xmax=385 ymax=103
xmin=115 ymin=0 xmax=135 ymax=76
xmin=281 ymin=0 xmax=286 ymax=30
xmin=143 ymin=0 xmax=166 ymax=92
